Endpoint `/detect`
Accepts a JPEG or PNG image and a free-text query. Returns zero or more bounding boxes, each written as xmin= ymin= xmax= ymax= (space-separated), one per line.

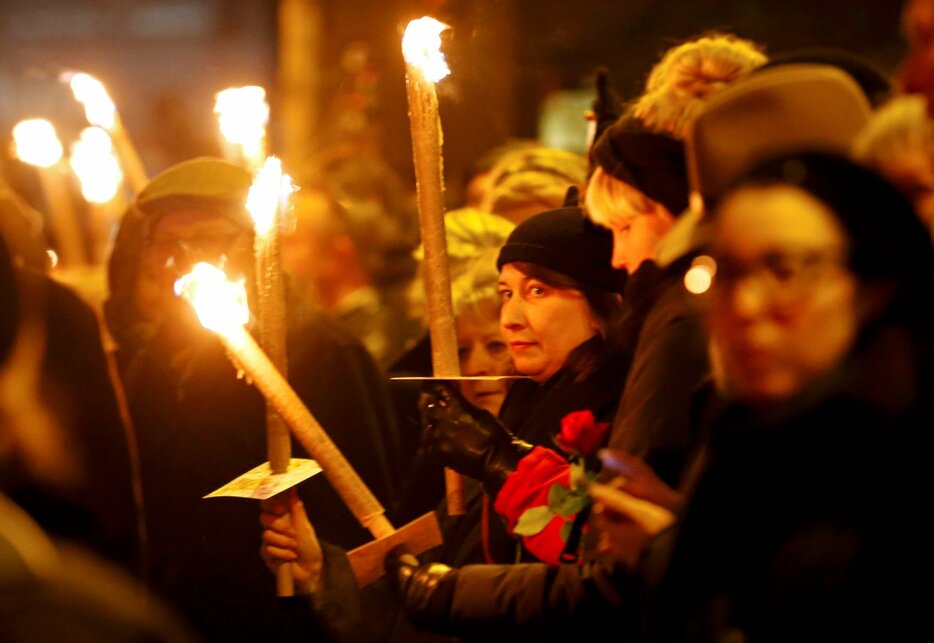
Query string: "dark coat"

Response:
xmin=0 ymin=494 xmax=196 ymax=643
xmin=636 ymin=327 xmax=932 ymax=643
xmin=1 ymin=261 xmax=141 ymax=576
xmin=607 ymin=259 xmax=710 ymax=487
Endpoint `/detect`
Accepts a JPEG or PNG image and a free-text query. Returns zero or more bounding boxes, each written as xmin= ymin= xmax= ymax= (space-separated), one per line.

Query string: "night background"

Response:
xmin=0 ymin=0 xmax=906 ymax=207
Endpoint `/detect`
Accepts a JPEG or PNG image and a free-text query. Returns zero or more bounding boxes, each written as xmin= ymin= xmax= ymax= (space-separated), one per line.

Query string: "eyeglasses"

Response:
xmin=706 ymin=245 xmax=849 ymax=308
xmin=143 ymin=230 xmax=250 ymax=274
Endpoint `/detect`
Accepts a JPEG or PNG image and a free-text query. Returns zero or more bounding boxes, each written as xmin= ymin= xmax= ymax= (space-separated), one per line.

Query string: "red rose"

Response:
xmin=555 ymin=410 xmax=609 ymax=456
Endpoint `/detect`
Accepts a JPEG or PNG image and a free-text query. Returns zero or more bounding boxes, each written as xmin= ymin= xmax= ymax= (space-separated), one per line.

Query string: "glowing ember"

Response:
xmin=214 ymin=86 xmax=269 ymax=163
xmin=246 ymin=156 xmax=291 ymax=236
xmin=684 ymin=255 xmax=717 ymax=295
xmin=65 ymin=72 xmax=116 ymax=130
xmin=13 ymin=119 xmax=64 ymax=168
xmin=402 ymin=17 xmax=451 ymax=83
xmin=70 ymin=127 xmax=123 ymax=203
xmin=175 ymin=262 xmax=250 ymax=334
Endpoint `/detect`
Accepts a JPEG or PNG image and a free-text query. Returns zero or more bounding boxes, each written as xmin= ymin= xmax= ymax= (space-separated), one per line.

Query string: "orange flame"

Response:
xmin=174 ymin=263 xmax=250 ymax=334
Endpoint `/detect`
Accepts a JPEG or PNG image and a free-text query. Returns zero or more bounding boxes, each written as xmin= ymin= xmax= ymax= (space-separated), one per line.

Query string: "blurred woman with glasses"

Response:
xmin=591 ymin=151 xmax=934 ymax=642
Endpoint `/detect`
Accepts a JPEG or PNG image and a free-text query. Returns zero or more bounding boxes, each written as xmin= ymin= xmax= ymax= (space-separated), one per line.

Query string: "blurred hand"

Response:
xmin=260 ymin=489 xmax=323 ymax=594
xmin=589 ymin=450 xmax=682 ymax=566
xmin=597 ymin=449 xmax=683 ymax=510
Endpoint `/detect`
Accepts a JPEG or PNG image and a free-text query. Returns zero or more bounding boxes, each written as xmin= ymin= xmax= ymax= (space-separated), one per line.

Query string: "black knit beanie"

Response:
xmin=497 ymin=187 xmax=625 ymax=292
xmin=591 ymin=118 xmax=689 ymax=217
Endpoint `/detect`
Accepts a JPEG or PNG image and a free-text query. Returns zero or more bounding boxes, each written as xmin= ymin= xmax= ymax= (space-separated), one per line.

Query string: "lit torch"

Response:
xmin=246 ymin=156 xmax=295 ymax=596
xmin=214 ymin=86 xmax=269 ymax=172
xmin=402 ymin=16 xmax=464 ymax=514
xmin=12 ymin=118 xmax=85 ymax=267
xmin=70 ymin=127 xmax=124 ymax=264
xmin=65 ymin=72 xmax=149 ymax=194
xmin=175 ymin=263 xmax=441 ymax=586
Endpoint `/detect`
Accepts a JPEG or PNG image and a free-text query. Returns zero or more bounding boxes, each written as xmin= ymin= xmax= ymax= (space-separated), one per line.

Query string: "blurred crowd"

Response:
xmin=2 ymin=2 xmax=934 ymax=642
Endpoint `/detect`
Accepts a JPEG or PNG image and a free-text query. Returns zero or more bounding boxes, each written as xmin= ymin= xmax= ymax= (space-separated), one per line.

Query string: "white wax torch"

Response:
xmin=215 ymin=86 xmax=270 ymax=172
xmin=70 ymin=127 xmax=124 ymax=264
xmin=176 ymin=263 xmax=443 ymax=587
xmin=246 ymin=157 xmax=295 ymax=474
xmin=402 ymin=16 xmax=464 ymax=514
xmin=246 ymin=156 xmax=295 ymax=595
xmin=174 ymin=264 xmax=394 ymax=533
xmin=12 ymin=119 xmax=85 ymax=267
xmin=65 ymin=72 xmax=148 ymax=194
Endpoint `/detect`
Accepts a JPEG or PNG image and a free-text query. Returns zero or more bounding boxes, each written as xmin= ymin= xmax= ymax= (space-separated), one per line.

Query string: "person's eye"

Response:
xmin=457 ymin=346 xmax=470 ymax=361
xmin=499 ymin=289 xmax=512 ymax=300
xmin=528 ymin=282 xmax=547 ymax=297
xmin=762 ymin=255 xmax=800 ymax=283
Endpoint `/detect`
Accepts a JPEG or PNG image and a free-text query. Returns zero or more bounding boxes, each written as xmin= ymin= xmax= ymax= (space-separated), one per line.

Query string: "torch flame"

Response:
xmin=246 ymin=156 xmax=292 ymax=236
xmin=65 ymin=72 xmax=117 ymax=131
xmin=402 ymin=17 xmax=451 ymax=83
xmin=214 ymin=86 xmax=269 ymax=164
xmin=12 ymin=119 xmax=64 ymax=168
xmin=174 ymin=262 xmax=250 ymax=334
xmin=70 ymin=127 xmax=124 ymax=203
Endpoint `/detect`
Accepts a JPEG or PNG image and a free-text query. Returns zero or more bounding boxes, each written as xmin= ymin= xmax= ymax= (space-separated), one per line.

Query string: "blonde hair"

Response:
xmin=407 ymin=209 xmax=514 ymax=324
xmin=853 ymin=95 xmax=934 ymax=169
xmin=450 ymin=249 xmax=502 ymax=318
xmin=632 ymin=33 xmax=768 ymax=139
xmin=584 ymin=166 xmax=657 ymax=229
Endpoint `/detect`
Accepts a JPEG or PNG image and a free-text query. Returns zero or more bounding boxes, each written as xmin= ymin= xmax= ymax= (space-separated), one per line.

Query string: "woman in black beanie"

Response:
xmin=258 ymin=194 xmax=631 ymax=641
xmin=425 ymin=196 xmax=631 ymax=569
xmin=584 ymin=118 xmax=711 ymax=489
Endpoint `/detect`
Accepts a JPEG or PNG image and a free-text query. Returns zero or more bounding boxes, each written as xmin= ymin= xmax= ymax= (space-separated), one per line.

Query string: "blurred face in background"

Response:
xmin=135 ymin=209 xmax=252 ymax=323
xmin=498 ymin=263 xmax=600 ymax=383
xmin=456 ymin=299 xmax=513 ymax=415
xmin=704 ymin=184 xmax=859 ymax=404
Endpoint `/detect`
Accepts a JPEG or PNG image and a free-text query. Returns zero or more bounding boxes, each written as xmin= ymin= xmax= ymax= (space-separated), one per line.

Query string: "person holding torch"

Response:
xmin=102 ymin=156 xmax=403 ymax=642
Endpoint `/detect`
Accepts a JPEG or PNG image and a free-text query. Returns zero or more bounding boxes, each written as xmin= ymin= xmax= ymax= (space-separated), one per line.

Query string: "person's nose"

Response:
xmin=727 ymin=275 xmax=769 ymax=321
xmin=500 ymin=298 xmax=526 ymax=332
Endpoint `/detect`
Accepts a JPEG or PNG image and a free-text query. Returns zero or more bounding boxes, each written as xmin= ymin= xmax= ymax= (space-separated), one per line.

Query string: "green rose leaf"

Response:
xmin=514 ymin=506 xmax=557 ymax=536
xmin=552 ymin=491 xmax=591 ymax=517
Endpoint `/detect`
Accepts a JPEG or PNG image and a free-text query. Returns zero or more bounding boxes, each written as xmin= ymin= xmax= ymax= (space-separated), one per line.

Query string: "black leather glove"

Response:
xmin=419 ymin=381 xmax=532 ymax=496
xmin=384 ymin=545 xmax=457 ymax=630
